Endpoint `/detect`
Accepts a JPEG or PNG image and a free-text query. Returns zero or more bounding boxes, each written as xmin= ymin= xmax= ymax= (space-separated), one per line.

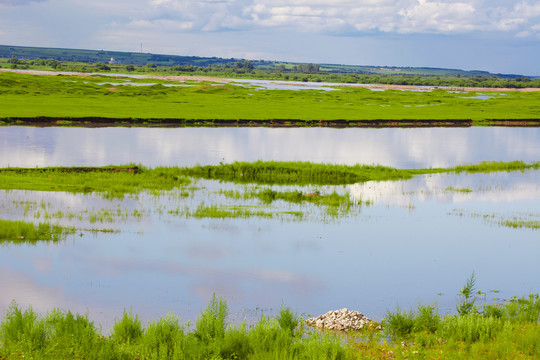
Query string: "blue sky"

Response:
xmin=1 ymin=0 xmax=539 ymax=75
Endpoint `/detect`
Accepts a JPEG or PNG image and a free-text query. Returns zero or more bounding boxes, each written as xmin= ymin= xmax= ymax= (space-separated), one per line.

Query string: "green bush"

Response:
xmin=277 ymin=304 xmax=299 ymax=336
xmin=195 ymin=294 xmax=228 ymax=343
xmin=142 ymin=313 xmax=183 ymax=359
xmin=111 ymin=308 xmax=143 ymax=344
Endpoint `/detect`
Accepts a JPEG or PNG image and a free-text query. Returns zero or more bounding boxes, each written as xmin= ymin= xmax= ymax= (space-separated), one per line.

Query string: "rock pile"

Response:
xmin=306 ymin=308 xmax=375 ymax=331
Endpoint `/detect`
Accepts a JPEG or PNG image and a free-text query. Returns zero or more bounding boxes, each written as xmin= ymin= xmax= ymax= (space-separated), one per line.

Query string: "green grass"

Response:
xmin=0 ymin=219 xmax=75 ymax=244
xmin=180 ymin=161 xmax=421 ymax=185
xmin=174 ymin=203 xmax=276 ymax=219
xmin=0 ymin=162 xmax=538 ymax=195
xmin=1 ymin=72 xmax=540 ymax=121
xmin=0 ymin=165 xmax=190 ymax=198
xmin=179 ymin=160 xmax=540 ymax=186
xmin=0 ymin=297 xmax=346 ymax=360
xmin=1 ymin=291 xmax=539 ymax=359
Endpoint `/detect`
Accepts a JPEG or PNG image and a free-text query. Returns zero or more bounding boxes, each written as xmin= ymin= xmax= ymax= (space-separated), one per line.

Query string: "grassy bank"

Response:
xmin=1 ymin=289 xmax=539 ymax=360
xmin=0 ymin=162 xmax=538 ymax=196
xmin=1 ymin=72 xmax=540 ymax=122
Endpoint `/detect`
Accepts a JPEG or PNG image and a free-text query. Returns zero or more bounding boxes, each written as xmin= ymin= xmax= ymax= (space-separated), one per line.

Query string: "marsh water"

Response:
xmin=0 ymin=126 xmax=539 ymax=331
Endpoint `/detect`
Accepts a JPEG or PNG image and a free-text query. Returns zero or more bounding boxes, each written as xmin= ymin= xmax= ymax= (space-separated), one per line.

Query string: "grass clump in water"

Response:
xmin=451 ymin=160 xmax=540 ymax=174
xmin=0 ymin=165 xmax=190 ymax=198
xmin=0 ymin=161 xmax=538 ymax=194
xmin=180 ymin=203 xmax=275 ymax=219
xmin=0 ymin=219 xmax=75 ymax=244
xmin=179 ymin=160 xmax=415 ymax=185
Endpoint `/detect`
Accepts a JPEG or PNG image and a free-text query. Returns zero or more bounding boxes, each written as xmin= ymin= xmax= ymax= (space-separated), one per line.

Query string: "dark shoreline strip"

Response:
xmin=1 ymin=117 xmax=540 ymax=128
xmin=0 ymin=165 xmax=141 ymax=174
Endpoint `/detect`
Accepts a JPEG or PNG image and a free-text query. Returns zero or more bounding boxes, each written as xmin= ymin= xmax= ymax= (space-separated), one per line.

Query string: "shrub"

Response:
xmin=111 ymin=308 xmax=143 ymax=344
xmin=277 ymin=304 xmax=299 ymax=336
xmin=195 ymin=294 xmax=228 ymax=343
xmin=142 ymin=313 xmax=183 ymax=359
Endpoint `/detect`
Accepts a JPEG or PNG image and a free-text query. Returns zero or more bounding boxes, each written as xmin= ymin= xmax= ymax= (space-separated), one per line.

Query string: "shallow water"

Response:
xmin=0 ymin=126 xmax=539 ymax=331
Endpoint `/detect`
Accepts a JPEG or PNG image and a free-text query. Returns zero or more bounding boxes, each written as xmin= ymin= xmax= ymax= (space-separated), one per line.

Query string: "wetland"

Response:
xmin=1 ymin=125 xmax=539 ymax=331
xmin=0 ymin=73 xmax=539 ymax=358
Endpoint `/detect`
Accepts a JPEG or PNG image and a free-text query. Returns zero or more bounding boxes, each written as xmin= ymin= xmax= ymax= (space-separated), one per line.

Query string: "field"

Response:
xmin=1 ymin=72 xmax=540 ymax=123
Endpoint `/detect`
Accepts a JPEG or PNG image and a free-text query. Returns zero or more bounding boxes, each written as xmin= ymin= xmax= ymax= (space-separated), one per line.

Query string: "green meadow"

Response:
xmin=1 ymin=72 xmax=540 ymax=122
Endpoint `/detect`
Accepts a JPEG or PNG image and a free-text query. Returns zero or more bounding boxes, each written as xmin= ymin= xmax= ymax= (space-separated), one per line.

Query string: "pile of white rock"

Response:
xmin=306 ymin=308 xmax=375 ymax=331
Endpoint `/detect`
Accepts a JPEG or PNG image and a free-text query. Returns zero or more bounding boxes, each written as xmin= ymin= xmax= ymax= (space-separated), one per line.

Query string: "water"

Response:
xmin=0 ymin=126 xmax=539 ymax=332
xmin=1 ymin=126 xmax=539 ymax=168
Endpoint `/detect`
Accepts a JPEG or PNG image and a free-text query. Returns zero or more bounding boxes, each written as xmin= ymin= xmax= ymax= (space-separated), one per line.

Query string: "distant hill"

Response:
xmin=0 ymin=44 xmax=525 ymax=78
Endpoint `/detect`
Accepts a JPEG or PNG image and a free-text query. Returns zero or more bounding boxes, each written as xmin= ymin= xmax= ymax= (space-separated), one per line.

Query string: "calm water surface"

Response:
xmin=0 ymin=126 xmax=539 ymax=331
xmin=1 ymin=126 xmax=539 ymax=168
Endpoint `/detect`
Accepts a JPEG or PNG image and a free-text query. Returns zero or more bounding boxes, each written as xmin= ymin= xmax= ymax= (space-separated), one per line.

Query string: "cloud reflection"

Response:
xmin=1 ymin=127 xmax=539 ymax=168
xmin=349 ymin=171 xmax=540 ymax=207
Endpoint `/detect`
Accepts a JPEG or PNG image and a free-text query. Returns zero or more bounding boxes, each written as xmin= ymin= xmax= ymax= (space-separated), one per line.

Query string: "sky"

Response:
xmin=0 ymin=0 xmax=539 ymax=75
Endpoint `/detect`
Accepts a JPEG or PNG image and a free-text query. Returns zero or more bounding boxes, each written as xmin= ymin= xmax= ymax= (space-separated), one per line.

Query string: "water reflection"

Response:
xmin=1 ymin=127 xmax=539 ymax=168
xmin=349 ymin=171 xmax=540 ymax=207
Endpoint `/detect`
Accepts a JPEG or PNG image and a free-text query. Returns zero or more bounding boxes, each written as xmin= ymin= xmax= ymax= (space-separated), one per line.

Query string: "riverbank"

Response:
xmin=3 ymin=117 xmax=540 ymax=128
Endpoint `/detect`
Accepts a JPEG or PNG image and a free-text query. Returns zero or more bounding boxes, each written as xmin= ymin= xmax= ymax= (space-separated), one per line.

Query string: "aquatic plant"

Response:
xmin=457 ymin=272 xmax=478 ymax=316
xmin=0 ymin=219 xmax=75 ymax=244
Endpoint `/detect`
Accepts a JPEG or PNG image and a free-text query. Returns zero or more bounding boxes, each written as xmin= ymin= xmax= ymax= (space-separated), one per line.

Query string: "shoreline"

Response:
xmin=2 ymin=117 xmax=540 ymax=128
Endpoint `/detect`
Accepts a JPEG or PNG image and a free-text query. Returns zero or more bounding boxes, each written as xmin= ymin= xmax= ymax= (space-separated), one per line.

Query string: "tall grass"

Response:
xmin=111 ymin=308 xmax=143 ymax=344
xmin=382 ymin=274 xmax=540 ymax=357
xmin=1 ymin=292 xmax=539 ymax=359
xmin=0 ymin=298 xmax=346 ymax=360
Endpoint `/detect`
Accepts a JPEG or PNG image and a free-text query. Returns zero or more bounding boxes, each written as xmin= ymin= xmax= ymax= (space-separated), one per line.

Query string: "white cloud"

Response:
xmin=1 ymin=0 xmax=540 ymax=74
xmin=116 ymin=0 xmax=540 ymax=38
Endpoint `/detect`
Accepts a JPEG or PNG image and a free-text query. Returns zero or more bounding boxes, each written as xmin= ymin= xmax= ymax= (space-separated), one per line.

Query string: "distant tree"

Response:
xmin=94 ymin=63 xmax=111 ymax=71
xmin=8 ymin=56 xmax=19 ymax=64
xmin=146 ymin=63 xmax=157 ymax=69
xmin=125 ymin=64 xmax=135 ymax=72
xmin=45 ymin=59 xmax=60 ymax=69
xmin=243 ymin=60 xmax=254 ymax=70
